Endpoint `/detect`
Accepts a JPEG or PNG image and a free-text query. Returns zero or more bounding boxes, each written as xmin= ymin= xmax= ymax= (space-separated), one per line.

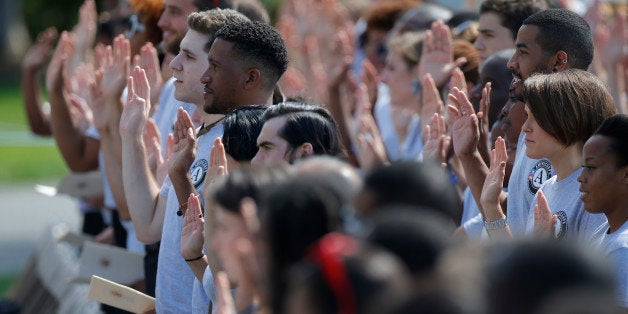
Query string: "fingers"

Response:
xmin=127 ymin=76 xmax=135 ymax=105
xmin=186 ymin=193 xmax=202 ymax=224
xmin=215 ymin=137 xmax=228 ymax=172
xmin=448 ymin=87 xmax=475 ymax=118
xmin=165 ymin=133 xmax=174 ymax=160
xmin=479 ymin=82 xmax=492 ymax=119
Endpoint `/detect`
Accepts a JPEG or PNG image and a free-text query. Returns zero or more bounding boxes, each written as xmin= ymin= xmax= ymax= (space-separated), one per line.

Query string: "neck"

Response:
xmin=605 ymin=197 xmax=628 ymax=233
xmin=204 ymin=113 xmax=224 ymax=125
xmin=547 ymin=142 xmax=583 ymax=180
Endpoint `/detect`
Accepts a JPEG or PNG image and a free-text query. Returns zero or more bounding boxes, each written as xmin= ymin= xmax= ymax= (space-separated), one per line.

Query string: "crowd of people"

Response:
xmin=19 ymin=0 xmax=627 ymax=312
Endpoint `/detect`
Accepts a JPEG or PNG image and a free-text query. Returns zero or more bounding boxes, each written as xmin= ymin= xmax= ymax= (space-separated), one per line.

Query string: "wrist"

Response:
xmin=184 ymin=253 xmax=204 ymax=262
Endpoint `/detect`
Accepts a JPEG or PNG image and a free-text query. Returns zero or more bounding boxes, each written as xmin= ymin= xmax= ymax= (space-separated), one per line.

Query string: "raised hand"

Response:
xmin=119 ymin=66 xmax=151 ymax=138
xmin=46 ymin=32 xmax=71 ymax=93
xmin=181 ymin=193 xmax=205 ymax=260
xmin=356 ymin=108 xmax=388 ymax=173
xmin=22 ymin=27 xmax=58 ymax=72
xmin=418 ymin=20 xmax=467 ymax=88
xmin=73 ymin=0 xmax=97 ymax=55
xmin=422 ymin=113 xmax=450 ymax=167
xmin=66 ymin=93 xmax=94 ymax=133
xmin=143 ymin=118 xmax=163 ymax=178
xmin=100 ymin=35 xmax=130 ymax=103
xmin=169 ymin=108 xmax=197 ymax=176
xmin=202 ymin=137 xmax=229 ymax=206
xmin=420 ymin=73 xmax=445 ymax=138
xmin=533 ymin=190 xmax=557 ymax=238
xmin=448 ymin=86 xmax=480 ymax=157
xmin=480 ymin=137 xmax=507 ymax=219
xmin=138 ymin=43 xmax=163 ymax=109
xmin=476 ymin=82 xmax=492 ymax=164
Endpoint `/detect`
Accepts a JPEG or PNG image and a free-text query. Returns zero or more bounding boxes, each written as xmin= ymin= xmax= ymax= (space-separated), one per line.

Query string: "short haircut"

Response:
xmin=262 ymin=102 xmax=343 ymax=158
xmin=480 ymin=0 xmax=549 ymax=40
xmin=522 ymin=69 xmax=616 ymax=147
xmin=522 ymin=8 xmax=593 ymax=70
xmin=193 ymin=0 xmax=233 ymax=11
xmin=592 ymin=114 xmax=628 ymax=167
xmin=187 ymin=9 xmax=249 ymax=52
xmin=222 ymin=105 xmax=267 ymax=161
xmin=361 ymin=0 xmax=418 ymax=46
xmin=215 ymin=20 xmax=289 ymax=89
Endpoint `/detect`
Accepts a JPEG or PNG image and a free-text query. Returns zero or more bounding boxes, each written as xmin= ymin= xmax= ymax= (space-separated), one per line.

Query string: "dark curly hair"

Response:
xmin=215 ymin=20 xmax=289 ymax=89
xmin=480 ymin=0 xmax=549 ymax=40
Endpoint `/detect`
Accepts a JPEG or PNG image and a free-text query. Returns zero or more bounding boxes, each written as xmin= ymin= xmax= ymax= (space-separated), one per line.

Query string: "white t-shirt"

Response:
xmin=525 ymin=168 xmax=607 ymax=243
xmin=156 ymin=123 xmax=223 ymax=313
xmin=598 ymin=220 xmax=628 ymax=307
xmin=507 ymin=132 xmax=554 ymax=236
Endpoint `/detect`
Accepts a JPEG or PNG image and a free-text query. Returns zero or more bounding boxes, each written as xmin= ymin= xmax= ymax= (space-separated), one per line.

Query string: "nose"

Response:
xmin=200 ymin=67 xmax=210 ymax=85
xmin=473 ymin=36 xmax=484 ymax=51
xmin=157 ymin=12 xmax=169 ymax=29
xmin=251 ymin=152 xmax=262 ymax=166
xmin=170 ymin=54 xmax=182 ymax=71
xmin=507 ymin=54 xmax=517 ymax=71
xmin=380 ymin=69 xmax=390 ymax=84
xmin=577 ymin=170 xmax=585 ymax=183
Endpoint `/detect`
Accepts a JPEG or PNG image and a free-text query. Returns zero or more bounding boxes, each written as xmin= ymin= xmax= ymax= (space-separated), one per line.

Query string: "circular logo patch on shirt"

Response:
xmin=554 ymin=210 xmax=567 ymax=239
xmin=190 ymin=159 xmax=208 ymax=188
xmin=528 ymin=160 xmax=552 ymax=194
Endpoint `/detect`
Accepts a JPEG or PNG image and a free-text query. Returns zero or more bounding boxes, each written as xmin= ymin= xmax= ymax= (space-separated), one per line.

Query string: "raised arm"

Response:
xmin=46 ymin=32 xmax=99 ymax=172
xmin=168 ymin=108 xmax=200 ymax=208
xmin=119 ymin=67 xmax=166 ymax=244
xmin=480 ymin=137 xmax=512 ymax=238
xmin=21 ymin=27 xmax=57 ymax=136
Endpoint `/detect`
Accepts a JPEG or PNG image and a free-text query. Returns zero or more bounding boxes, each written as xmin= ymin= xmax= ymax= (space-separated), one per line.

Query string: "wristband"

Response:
xmin=484 ymin=218 xmax=508 ymax=230
xmin=177 ymin=201 xmax=188 ymax=216
xmin=185 ymin=254 xmax=205 ymax=262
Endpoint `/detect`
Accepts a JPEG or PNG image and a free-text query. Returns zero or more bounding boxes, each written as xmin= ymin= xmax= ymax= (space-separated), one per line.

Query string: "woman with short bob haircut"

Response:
xmin=481 ymin=69 xmax=615 ymax=241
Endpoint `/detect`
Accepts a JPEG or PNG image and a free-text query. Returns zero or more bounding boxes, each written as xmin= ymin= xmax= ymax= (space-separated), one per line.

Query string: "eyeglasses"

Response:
xmin=124 ymin=14 xmax=145 ymax=38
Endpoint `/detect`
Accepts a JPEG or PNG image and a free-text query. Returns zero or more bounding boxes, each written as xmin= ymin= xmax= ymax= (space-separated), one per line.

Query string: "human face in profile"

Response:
xmin=201 ymin=38 xmax=245 ymax=114
xmin=507 ymin=25 xmax=552 ymax=80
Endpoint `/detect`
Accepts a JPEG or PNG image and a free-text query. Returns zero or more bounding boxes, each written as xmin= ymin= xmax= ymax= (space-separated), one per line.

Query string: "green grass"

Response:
xmin=0 ymin=84 xmax=68 ymax=183
xmin=0 ymin=275 xmax=16 ymax=298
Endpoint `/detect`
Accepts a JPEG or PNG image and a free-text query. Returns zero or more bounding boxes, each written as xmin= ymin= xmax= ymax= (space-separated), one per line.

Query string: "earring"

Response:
xmin=562 ymin=59 xmax=567 ymax=63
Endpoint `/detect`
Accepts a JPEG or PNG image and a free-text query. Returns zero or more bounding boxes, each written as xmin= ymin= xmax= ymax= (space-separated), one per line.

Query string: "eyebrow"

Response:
xmin=257 ymin=141 xmax=274 ymax=147
xmin=515 ymin=43 xmax=529 ymax=49
xmin=181 ymin=48 xmax=195 ymax=57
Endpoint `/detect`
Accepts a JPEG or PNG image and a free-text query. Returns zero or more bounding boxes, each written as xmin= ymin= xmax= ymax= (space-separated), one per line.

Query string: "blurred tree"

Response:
xmin=22 ymin=0 xmax=85 ymax=40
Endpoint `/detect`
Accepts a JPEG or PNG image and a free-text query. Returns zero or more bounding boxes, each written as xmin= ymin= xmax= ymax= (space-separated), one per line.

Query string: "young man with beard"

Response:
xmin=449 ymin=8 xmax=595 ymax=237
xmin=120 ymin=17 xmax=288 ymax=312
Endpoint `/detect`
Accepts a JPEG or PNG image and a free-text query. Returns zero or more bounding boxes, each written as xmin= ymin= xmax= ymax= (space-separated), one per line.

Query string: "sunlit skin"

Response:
xmin=170 ymin=30 xmax=210 ymax=106
xmin=522 ymin=105 xmax=583 ymax=180
xmin=578 ymin=135 xmax=628 ymax=233
xmin=158 ymin=0 xmax=197 ymax=54
xmin=507 ymin=25 xmax=552 ymax=80
xmin=251 ymin=116 xmax=292 ymax=166
xmin=474 ymin=12 xmax=515 ymax=69
xmin=200 ymin=38 xmax=245 ymax=114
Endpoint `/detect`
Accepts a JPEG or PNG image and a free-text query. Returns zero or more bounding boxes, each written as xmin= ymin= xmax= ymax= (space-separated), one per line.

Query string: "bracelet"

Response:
xmin=484 ymin=218 xmax=508 ymax=230
xmin=185 ymin=254 xmax=205 ymax=262
xmin=177 ymin=201 xmax=188 ymax=217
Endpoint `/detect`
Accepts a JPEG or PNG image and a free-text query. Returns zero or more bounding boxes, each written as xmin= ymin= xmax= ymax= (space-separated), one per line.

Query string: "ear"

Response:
xmin=295 ymin=142 xmax=314 ymax=159
xmin=243 ymin=68 xmax=261 ymax=90
xmin=552 ymin=50 xmax=569 ymax=72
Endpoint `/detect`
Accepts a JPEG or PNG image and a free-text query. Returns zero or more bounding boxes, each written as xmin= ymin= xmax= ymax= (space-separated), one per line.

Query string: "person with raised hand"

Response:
xmin=479 ymin=70 xmax=615 ymax=242
xmin=21 ymin=27 xmax=58 ymax=136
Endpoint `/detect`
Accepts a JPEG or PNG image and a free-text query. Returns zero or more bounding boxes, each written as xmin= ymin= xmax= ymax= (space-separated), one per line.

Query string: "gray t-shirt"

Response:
xmin=599 ymin=220 xmax=628 ymax=307
xmin=156 ymin=123 xmax=223 ymax=313
xmin=507 ymin=132 xmax=554 ymax=236
xmin=525 ymin=168 xmax=607 ymax=243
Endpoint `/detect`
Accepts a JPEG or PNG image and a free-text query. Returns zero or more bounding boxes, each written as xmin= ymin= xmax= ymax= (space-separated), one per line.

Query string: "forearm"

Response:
xmin=458 ymin=151 xmax=489 ymax=216
xmin=100 ymin=132 xmax=131 ymax=220
xmin=121 ymin=137 xmax=163 ymax=243
xmin=327 ymin=86 xmax=354 ymax=154
xmin=169 ymin=167 xmax=197 ymax=211
xmin=21 ymin=68 xmax=51 ymax=135
xmin=186 ymin=256 xmax=208 ymax=283
xmin=49 ymin=88 xmax=99 ymax=171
